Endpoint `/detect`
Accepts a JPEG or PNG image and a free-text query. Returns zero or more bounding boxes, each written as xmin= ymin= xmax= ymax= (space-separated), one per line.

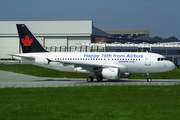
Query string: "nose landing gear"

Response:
xmin=147 ymin=72 xmax=152 ymax=82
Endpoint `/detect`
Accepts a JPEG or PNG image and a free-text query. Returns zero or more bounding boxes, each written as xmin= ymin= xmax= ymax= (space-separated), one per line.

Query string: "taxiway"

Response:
xmin=0 ymin=70 xmax=180 ymax=88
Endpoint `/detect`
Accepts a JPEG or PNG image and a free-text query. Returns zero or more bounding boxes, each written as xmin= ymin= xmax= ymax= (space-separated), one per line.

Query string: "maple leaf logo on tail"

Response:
xmin=21 ymin=35 xmax=33 ymax=50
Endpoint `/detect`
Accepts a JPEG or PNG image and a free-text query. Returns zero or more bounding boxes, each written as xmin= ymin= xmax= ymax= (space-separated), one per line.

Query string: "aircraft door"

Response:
xmin=145 ymin=54 xmax=151 ymax=66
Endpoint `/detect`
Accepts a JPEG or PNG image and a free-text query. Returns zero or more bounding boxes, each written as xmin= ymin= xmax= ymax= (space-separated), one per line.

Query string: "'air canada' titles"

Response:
xmin=84 ymin=54 xmax=143 ymax=58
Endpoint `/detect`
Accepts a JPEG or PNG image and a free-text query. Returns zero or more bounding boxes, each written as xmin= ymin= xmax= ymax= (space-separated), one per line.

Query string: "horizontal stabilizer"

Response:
xmin=9 ymin=54 xmax=35 ymax=59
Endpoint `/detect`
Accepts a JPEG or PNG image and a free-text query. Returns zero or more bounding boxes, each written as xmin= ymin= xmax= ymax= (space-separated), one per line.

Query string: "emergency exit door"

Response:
xmin=145 ymin=54 xmax=151 ymax=66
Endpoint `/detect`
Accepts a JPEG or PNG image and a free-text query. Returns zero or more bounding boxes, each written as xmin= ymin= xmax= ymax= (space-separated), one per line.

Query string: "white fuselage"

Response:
xmin=13 ymin=52 xmax=175 ymax=74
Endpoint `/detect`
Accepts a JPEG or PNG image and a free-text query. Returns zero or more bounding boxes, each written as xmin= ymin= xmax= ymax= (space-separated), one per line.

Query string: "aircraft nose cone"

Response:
xmin=169 ymin=62 xmax=175 ymax=70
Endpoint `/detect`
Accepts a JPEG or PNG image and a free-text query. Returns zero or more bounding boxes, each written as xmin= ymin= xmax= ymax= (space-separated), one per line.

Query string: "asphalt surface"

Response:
xmin=0 ymin=70 xmax=180 ymax=88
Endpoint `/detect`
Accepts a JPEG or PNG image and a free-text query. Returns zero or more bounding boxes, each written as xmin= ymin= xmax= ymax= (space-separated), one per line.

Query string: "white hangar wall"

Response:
xmin=68 ymin=36 xmax=91 ymax=47
xmin=0 ymin=20 xmax=95 ymax=58
xmin=0 ymin=37 xmax=19 ymax=58
xmin=44 ymin=36 xmax=91 ymax=47
xmin=45 ymin=37 xmax=68 ymax=47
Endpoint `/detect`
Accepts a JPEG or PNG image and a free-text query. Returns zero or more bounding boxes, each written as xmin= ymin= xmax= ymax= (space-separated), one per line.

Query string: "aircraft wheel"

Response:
xmin=87 ymin=76 xmax=94 ymax=82
xmin=147 ymin=78 xmax=152 ymax=82
xmin=96 ymin=76 xmax=103 ymax=82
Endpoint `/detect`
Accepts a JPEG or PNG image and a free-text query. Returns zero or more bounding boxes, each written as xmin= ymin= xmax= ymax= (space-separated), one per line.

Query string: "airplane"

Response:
xmin=11 ymin=24 xmax=175 ymax=82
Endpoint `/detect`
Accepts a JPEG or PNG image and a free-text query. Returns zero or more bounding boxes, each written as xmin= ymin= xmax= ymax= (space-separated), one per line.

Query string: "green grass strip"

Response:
xmin=0 ymin=85 xmax=180 ymax=119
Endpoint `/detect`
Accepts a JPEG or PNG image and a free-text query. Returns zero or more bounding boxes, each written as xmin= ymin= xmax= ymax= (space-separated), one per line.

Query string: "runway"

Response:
xmin=0 ymin=70 xmax=180 ymax=88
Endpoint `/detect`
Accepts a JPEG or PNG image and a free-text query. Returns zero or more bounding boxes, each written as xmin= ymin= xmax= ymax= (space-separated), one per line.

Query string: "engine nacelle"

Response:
xmin=102 ymin=68 xmax=120 ymax=79
xmin=120 ymin=72 xmax=132 ymax=78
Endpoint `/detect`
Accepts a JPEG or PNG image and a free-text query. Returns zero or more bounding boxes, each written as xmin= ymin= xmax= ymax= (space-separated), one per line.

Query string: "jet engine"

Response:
xmin=102 ymin=68 xmax=120 ymax=79
xmin=120 ymin=72 xmax=132 ymax=78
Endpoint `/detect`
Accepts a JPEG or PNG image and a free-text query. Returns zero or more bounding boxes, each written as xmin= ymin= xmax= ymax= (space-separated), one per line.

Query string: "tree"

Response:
xmin=149 ymin=36 xmax=179 ymax=43
xmin=149 ymin=36 xmax=163 ymax=42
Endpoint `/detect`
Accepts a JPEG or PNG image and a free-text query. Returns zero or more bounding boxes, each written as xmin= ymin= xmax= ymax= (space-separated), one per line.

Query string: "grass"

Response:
xmin=0 ymin=85 xmax=180 ymax=119
xmin=0 ymin=64 xmax=179 ymax=79
xmin=0 ymin=64 xmax=180 ymax=119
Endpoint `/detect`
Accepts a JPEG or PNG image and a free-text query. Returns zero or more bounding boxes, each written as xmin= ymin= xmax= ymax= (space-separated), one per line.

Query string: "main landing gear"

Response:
xmin=96 ymin=75 xmax=103 ymax=82
xmin=87 ymin=75 xmax=103 ymax=82
xmin=147 ymin=72 xmax=152 ymax=82
xmin=87 ymin=76 xmax=94 ymax=82
xmin=87 ymin=72 xmax=103 ymax=82
xmin=87 ymin=71 xmax=94 ymax=82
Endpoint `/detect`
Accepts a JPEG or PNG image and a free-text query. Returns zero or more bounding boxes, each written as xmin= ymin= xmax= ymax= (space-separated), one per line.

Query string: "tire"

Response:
xmin=96 ymin=76 xmax=103 ymax=82
xmin=147 ymin=78 xmax=152 ymax=82
xmin=87 ymin=76 xmax=93 ymax=82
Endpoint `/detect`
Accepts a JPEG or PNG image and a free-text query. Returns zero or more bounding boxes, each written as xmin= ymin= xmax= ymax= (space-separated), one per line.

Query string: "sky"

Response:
xmin=0 ymin=0 xmax=180 ymax=39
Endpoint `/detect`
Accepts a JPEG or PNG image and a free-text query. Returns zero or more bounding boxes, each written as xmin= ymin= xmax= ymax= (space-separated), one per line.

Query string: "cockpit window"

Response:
xmin=157 ymin=57 xmax=168 ymax=61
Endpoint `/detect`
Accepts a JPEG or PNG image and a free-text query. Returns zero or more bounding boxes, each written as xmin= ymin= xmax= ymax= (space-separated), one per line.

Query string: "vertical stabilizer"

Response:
xmin=16 ymin=24 xmax=47 ymax=53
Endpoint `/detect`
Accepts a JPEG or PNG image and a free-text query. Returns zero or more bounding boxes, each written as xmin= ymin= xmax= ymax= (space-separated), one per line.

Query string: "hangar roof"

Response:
xmin=0 ymin=20 xmax=109 ymax=37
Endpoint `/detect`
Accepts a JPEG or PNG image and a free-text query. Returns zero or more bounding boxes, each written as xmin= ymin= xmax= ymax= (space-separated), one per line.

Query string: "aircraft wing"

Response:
xmin=47 ymin=58 xmax=127 ymax=72
xmin=60 ymin=61 xmax=120 ymax=68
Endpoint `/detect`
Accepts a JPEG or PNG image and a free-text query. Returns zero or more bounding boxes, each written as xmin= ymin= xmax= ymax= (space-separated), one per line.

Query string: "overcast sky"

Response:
xmin=0 ymin=0 xmax=180 ymax=39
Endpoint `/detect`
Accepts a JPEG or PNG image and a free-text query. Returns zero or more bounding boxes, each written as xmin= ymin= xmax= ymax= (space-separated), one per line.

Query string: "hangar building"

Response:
xmin=103 ymin=29 xmax=150 ymax=43
xmin=0 ymin=20 xmax=110 ymax=59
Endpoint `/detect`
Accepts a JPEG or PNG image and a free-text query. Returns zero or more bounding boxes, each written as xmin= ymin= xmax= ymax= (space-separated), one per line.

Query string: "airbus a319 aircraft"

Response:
xmin=12 ymin=24 xmax=175 ymax=82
